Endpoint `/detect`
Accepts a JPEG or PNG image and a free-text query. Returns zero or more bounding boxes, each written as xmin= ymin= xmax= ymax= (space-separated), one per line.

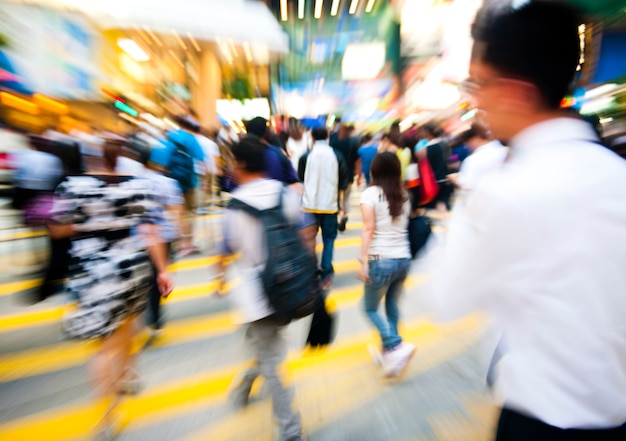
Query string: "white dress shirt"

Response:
xmin=435 ymin=117 xmax=626 ymax=429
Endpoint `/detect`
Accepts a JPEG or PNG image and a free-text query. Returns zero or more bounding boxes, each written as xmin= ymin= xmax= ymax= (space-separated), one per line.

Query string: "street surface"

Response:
xmin=0 ymin=192 xmax=498 ymax=441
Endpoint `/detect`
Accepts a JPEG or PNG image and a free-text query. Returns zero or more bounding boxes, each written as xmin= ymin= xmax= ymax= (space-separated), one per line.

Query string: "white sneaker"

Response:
xmin=382 ymin=343 xmax=416 ymax=378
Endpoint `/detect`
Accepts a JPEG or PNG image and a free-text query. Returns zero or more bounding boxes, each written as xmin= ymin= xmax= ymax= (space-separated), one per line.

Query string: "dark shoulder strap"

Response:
xmin=227 ymin=198 xmax=263 ymax=217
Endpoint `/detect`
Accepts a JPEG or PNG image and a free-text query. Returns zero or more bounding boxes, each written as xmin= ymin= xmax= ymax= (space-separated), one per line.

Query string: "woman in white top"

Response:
xmin=359 ymin=152 xmax=416 ymax=378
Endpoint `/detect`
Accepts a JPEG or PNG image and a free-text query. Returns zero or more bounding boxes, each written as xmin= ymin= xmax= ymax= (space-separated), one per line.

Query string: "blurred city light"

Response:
xmin=281 ymin=0 xmax=288 ymax=21
xmin=298 ymin=0 xmax=306 ymax=19
xmin=365 ymin=0 xmax=376 ymax=13
xmin=117 ymin=38 xmax=150 ymax=62
xmin=331 ymin=0 xmax=341 ymax=16
xmin=315 ymin=0 xmax=324 ymax=19
xmin=349 ymin=0 xmax=359 ymax=14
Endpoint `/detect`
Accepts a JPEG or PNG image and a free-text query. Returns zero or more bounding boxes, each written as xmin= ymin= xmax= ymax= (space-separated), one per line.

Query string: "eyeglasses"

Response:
xmin=461 ymin=77 xmax=501 ymax=95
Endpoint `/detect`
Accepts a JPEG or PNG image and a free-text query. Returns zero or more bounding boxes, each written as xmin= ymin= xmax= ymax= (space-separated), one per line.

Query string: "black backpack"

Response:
xmin=228 ymin=193 xmax=321 ymax=322
xmin=167 ymin=139 xmax=195 ymax=193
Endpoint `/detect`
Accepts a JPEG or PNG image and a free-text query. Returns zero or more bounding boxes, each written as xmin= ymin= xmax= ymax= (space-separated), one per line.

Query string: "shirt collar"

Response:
xmin=474 ymin=139 xmax=504 ymax=154
xmin=510 ymin=117 xmax=599 ymax=152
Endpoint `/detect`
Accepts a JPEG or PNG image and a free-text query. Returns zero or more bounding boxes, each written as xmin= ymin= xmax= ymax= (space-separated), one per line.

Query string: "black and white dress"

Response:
xmin=50 ymin=174 xmax=163 ymax=339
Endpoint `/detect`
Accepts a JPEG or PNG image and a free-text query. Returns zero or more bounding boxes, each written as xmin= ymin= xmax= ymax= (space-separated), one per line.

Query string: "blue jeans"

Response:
xmin=315 ymin=213 xmax=338 ymax=280
xmin=363 ymin=258 xmax=411 ymax=351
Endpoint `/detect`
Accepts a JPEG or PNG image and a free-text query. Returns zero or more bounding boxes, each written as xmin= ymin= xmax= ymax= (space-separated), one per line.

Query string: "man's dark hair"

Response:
xmin=175 ymin=115 xmax=201 ymax=133
xmin=231 ymin=137 xmax=266 ymax=173
xmin=472 ymin=1 xmax=582 ymax=109
xmin=312 ymin=127 xmax=328 ymax=141
xmin=463 ymin=121 xmax=491 ymax=142
xmin=245 ymin=117 xmax=269 ymax=138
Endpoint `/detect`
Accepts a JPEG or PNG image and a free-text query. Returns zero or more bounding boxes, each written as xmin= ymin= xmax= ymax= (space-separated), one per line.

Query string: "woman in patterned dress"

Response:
xmin=48 ymin=140 xmax=173 ymax=440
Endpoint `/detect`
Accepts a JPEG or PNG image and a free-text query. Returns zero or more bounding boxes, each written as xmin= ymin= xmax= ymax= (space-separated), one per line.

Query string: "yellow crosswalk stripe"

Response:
xmin=0 ymin=313 xmax=483 ymax=441
xmin=0 ymin=275 xmax=426 ymax=383
xmin=0 ymin=240 xmax=363 ymax=331
xmin=0 ymin=278 xmax=43 ymax=297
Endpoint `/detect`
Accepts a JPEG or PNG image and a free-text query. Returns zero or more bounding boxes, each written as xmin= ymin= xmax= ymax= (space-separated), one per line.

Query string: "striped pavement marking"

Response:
xmin=0 ymin=273 xmax=427 ymax=383
xmin=0 ymin=236 xmax=366 ymax=331
xmin=0 ymin=313 xmax=484 ymax=441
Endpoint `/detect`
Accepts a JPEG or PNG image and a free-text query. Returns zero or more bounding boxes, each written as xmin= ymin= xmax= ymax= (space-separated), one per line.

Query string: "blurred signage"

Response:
xmin=342 ymin=42 xmax=386 ymax=81
xmin=217 ymin=98 xmax=271 ymax=122
xmin=0 ymin=3 xmax=98 ymax=99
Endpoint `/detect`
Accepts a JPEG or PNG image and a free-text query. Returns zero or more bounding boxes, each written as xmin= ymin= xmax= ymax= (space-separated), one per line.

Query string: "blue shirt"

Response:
xmin=148 ymin=130 xmax=205 ymax=188
xmin=357 ymin=144 xmax=378 ymax=184
xmin=264 ymin=144 xmax=299 ymax=184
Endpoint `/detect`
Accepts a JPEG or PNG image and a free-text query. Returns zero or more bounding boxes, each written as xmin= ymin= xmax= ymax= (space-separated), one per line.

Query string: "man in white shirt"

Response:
xmin=436 ymin=2 xmax=626 ymax=439
xmin=298 ymin=127 xmax=349 ymax=289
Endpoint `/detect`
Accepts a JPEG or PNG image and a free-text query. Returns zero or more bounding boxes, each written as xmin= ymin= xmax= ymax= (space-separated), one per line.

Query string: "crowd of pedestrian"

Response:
xmin=4 ymin=2 xmax=626 ymax=440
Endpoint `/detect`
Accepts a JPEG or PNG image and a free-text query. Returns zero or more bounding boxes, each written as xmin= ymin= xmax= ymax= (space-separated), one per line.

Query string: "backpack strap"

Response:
xmin=227 ymin=198 xmax=263 ymax=217
xmin=228 ymin=190 xmax=286 ymax=215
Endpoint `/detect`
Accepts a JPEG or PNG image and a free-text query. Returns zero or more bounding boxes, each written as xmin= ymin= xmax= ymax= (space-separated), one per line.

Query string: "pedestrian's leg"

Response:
xmin=248 ymin=320 xmax=301 ymax=440
xmin=363 ymin=264 xmax=398 ymax=350
xmin=319 ymin=214 xmax=338 ymax=281
xmin=147 ymin=264 xmax=161 ymax=330
xmin=343 ymin=182 xmax=352 ymax=213
xmin=384 ymin=260 xmax=410 ymax=340
xmin=384 ymin=279 xmax=406 ymax=346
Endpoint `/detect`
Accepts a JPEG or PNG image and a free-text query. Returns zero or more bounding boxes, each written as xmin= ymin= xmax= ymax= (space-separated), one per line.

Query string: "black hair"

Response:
xmin=421 ymin=124 xmax=439 ymax=138
xmin=312 ymin=127 xmax=328 ymax=141
xmin=472 ymin=1 xmax=582 ymax=109
xmin=175 ymin=115 xmax=201 ymax=133
xmin=360 ymin=133 xmax=373 ymax=145
xmin=245 ymin=117 xmax=269 ymax=138
xmin=370 ymin=152 xmax=406 ymax=220
xmin=231 ymin=138 xmax=266 ymax=173
xmin=464 ymin=121 xmax=491 ymax=142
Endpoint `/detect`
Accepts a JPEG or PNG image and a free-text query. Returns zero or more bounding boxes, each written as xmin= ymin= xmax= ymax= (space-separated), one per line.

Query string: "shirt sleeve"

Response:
xmin=221 ymin=209 xmax=241 ymax=256
xmin=49 ymin=178 xmax=81 ymax=225
xmin=432 ymin=184 xmax=520 ymax=321
xmin=360 ymin=186 xmax=377 ymax=207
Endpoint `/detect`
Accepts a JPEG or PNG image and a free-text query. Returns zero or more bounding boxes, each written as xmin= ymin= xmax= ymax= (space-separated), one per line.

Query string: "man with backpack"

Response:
xmin=160 ymin=116 xmax=205 ymax=257
xmin=214 ymin=137 xmax=310 ymax=441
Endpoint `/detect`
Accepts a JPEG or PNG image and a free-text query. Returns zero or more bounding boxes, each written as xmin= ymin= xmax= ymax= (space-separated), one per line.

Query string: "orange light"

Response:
xmin=101 ymin=88 xmax=125 ymax=103
xmin=0 ymin=92 xmax=38 ymax=115
xmin=33 ymin=94 xmax=68 ymax=114
xmin=560 ymin=97 xmax=576 ymax=108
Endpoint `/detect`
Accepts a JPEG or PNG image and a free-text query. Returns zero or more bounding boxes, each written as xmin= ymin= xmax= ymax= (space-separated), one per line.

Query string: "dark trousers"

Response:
xmin=496 ymin=408 xmax=626 ymax=441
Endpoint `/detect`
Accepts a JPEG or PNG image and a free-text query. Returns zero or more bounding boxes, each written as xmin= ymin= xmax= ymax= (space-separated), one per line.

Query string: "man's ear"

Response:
xmin=502 ymin=79 xmax=543 ymax=115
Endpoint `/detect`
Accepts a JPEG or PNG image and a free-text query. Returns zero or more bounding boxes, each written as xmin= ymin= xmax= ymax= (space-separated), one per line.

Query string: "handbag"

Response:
xmin=305 ymin=296 xmax=337 ymax=348
xmin=408 ymin=215 xmax=432 ymax=259
xmin=417 ymin=157 xmax=439 ymax=205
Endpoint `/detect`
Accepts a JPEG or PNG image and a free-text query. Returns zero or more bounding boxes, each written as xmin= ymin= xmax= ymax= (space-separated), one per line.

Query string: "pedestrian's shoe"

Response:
xmin=93 ymin=424 xmax=115 ymax=441
xmin=228 ymin=367 xmax=259 ymax=409
xmin=382 ymin=343 xmax=416 ymax=378
xmin=367 ymin=345 xmax=384 ymax=369
xmin=118 ymin=368 xmax=142 ymax=396
xmin=338 ymin=216 xmax=348 ymax=232
xmin=286 ymin=433 xmax=307 ymax=441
